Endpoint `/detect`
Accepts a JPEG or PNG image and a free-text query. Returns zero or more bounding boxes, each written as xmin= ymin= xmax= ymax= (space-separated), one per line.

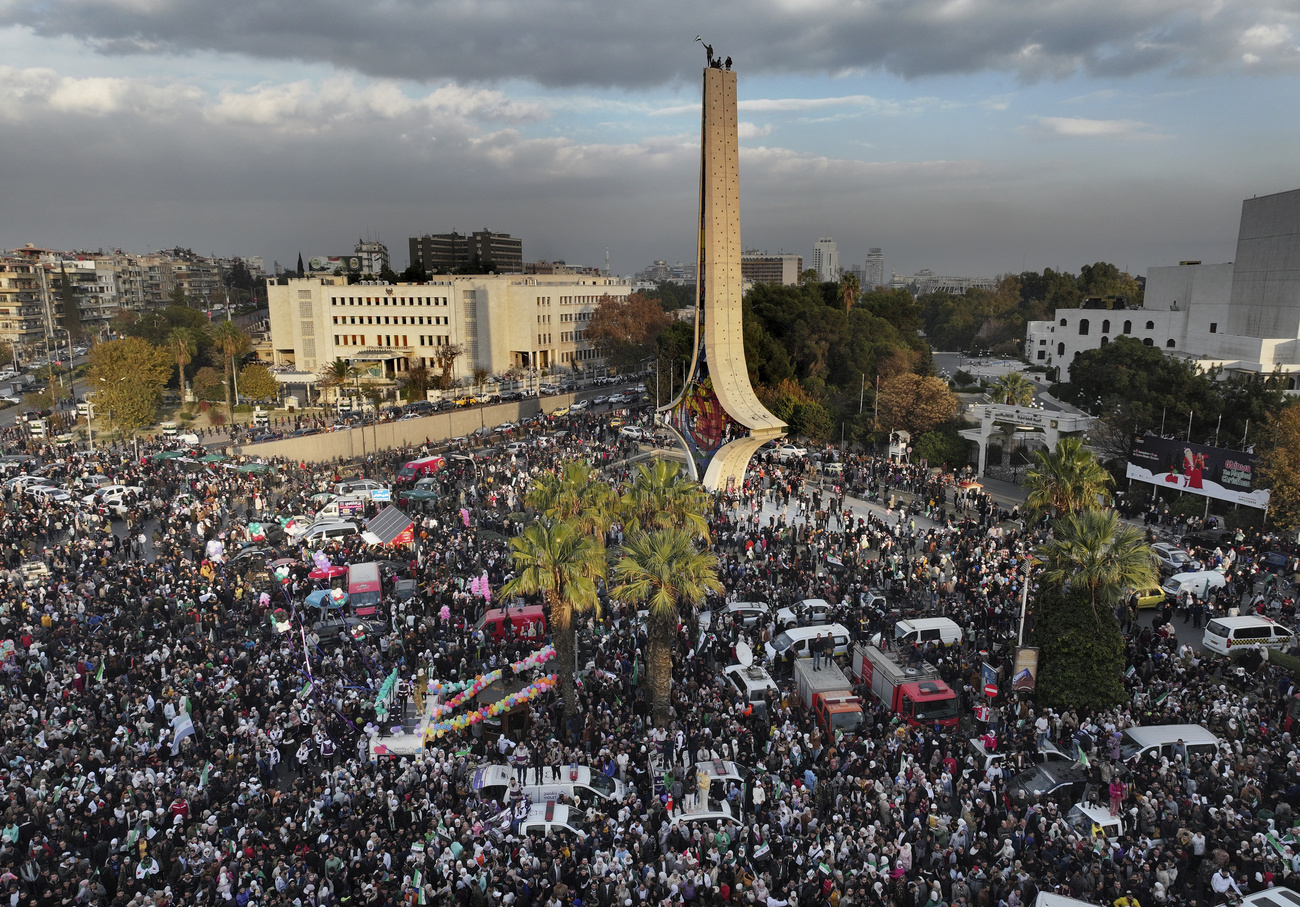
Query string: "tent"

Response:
xmin=306 ymin=589 xmax=346 ymax=609
xmin=201 ymin=453 xmax=227 ymax=463
xmin=365 ymin=505 xmax=415 ymax=546
xmin=238 ymin=463 xmax=276 ymax=474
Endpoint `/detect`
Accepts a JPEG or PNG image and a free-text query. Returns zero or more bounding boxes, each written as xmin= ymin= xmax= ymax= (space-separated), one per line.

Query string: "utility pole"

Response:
xmin=859 ymin=373 xmax=865 ymax=414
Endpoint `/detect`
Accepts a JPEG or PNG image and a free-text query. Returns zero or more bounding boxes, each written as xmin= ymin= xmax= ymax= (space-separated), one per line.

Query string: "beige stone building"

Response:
xmin=265 ymin=273 xmax=633 ymax=384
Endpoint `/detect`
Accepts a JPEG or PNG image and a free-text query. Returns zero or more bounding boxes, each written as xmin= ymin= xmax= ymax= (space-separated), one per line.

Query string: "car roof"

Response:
xmin=1120 ymin=724 xmax=1219 ymax=746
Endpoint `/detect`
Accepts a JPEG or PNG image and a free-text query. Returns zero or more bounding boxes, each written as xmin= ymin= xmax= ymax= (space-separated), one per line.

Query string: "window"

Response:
xmin=1100 ymin=336 xmax=1108 ymax=347
xmin=1166 ymin=339 xmax=1175 ymax=348
xmin=1059 ymin=319 xmax=1067 ymax=327
xmin=1143 ymin=338 xmax=1153 ymax=346
xmin=1036 ymin=350 xmax=1046 ymax=360
xmin=1146 ymin=320 xmax=1155 ymax=330
xmin=1101 ymin=319 xmax=1110 ymax=334
xmin=1078 ymin=319 xmax=1089 ymax=336
xmin=1123 ymin=320 xmax=1131 ymax=334
xmin=1209 ymin=323 xmax=1217 ymax=333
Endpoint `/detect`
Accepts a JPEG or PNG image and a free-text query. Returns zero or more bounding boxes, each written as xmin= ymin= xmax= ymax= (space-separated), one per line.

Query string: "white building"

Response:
xmin=1026 ymin=188 xmax=1300 ymax=386
xmin=812 ymin=238 xmax=839 ymax=283
xmin=864 ymin=248 xmax=885 ymax=290
xmin=266 ymin=273 xmax=634 ymax=383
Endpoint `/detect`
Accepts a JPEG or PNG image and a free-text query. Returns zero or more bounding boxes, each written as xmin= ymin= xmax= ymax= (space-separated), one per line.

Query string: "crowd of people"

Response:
xmin=0 ymin=410 xmax=1298 ymax=907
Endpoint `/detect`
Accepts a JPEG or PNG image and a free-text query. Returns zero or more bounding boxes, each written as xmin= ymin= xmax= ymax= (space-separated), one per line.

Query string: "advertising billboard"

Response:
xmin=1126 ymin=435 xmax=1269 ymax=510
xmin=308 ymin=256 xmax=363 ymax=273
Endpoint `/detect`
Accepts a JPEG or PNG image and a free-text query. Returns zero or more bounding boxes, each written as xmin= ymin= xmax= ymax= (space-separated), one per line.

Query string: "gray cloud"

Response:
xmin=4 ymin=0 xmax=1298 ymax=88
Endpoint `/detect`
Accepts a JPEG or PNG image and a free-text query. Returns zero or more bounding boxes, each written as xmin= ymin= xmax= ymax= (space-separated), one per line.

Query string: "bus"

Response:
xmin=347 ymin=562 xmax=383 ymax=618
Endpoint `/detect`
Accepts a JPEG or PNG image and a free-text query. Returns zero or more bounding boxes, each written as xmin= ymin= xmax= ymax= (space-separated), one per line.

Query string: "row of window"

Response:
xmin=329 ymin=296 xmax=449 ymax=307
xmin=1072 ymin=317 xmax=1218 ymax=337
xmin=332 ymin=315 xmax=448 ymax=326
xmin=562 ymin=349 xmax=600 ymax=363
xmin=334 ymin=334 xmax=454 ymax=348
xmin=560 ymin=331 xmax=585 ymax=343
xmin=559 ymin=312 xmax=590 ymax=323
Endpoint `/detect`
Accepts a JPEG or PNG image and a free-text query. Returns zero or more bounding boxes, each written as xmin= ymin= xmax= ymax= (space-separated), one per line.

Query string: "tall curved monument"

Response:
xmin=658 ymin=62 xmax=786 ymax=491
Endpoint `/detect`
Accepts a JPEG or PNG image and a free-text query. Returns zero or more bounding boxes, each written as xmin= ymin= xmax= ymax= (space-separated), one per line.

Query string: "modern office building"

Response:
xmin=811 ymin=238 xmax=839 ymax=283
xmin=741 ymin=250 xmax=802 ymax=286
xmin=408 ymin=230 xmax=523 ymax=274
xmin=1025 ymin=187 xmax=1300 ymax=386
xmin=266 ymin=273 xmax=633 ymax=382
xmin=864 ymin=248 xmax=885 ymax=290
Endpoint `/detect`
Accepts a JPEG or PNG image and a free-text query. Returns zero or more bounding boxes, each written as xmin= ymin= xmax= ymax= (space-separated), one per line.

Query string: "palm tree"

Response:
xmin=526 ymin=461 xmax=616 ymax=546
xmin=839 ymin=272 xmax=860 ymax=313
xmin=991 ymin=372 xmax=1036 ymax=407
xmin=318 ymin=357 xmax=357 ymax=406
xmin=208 ymin=320 xmax=250 ymax=416
xmin=500 ymin=519 xmax=605 ymax=716
xmin=1036 ymin=508 xmax=1157 ymax=622
xmin=619 ymin=459 xmax=712 ymax=543
xmin=610 ymin=529 xmax=723 ymax=726
xmin=1024 ymin=436 xmax=1112 ymax=517
xmin=166 ymin=327 xmax=197 ymax=403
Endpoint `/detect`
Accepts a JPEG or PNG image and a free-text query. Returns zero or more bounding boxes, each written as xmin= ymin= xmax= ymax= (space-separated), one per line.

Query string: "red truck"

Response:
xmin=792 ymin=659 xmax=864 ymax=739
xmin=851 ymin=644 xmax=959 ymax=728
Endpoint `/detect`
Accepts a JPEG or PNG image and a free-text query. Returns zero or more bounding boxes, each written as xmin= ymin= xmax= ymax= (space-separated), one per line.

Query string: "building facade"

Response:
xmin=864 ymin=248 xmax=885 ymax=290
xmin=741 ymin=250 xmax=802 ymax=286
xmin=811 ymin=238 xmax=839 ymax=282
xmin=408 ymin=231 xmax=523 ymax=274
xmin=1026 ymin=188 xmax=1300 ymax=385
xmin=266 ymin=274 xmax=633 ymax=382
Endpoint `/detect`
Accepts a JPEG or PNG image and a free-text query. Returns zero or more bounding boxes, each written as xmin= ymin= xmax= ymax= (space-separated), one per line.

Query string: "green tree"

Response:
xmin=319 ymin=358 xmax=357 ymax=404
xmin=1259 ymin=402 xmax=1300 ymax=531
xmin=610 ymin=529 xmax=722 ymax=726
xmin=399 ymin=262 xmax=427 ymax=283
xmin=799 ymin=269 xmax=821 ymax=286
xmin=990 ymin=372 xmax=1036 ymax=406
xmin=500 ymin=519 xmax=605 ymax=716
xmin=208 ymin=320 xmax=250 ymax=415
xmin=59 ymin=266 xmax=84 ymax=342
xmin=839 ymin=272 xmax=860 ymax=313
xmin=192 ymin=367 xmax=225 ymax=403
xmin=401 ymin=363 xmax=432 ymax=402
xmin=526 ymin=461 xmax=616 ymax=546
xmin=1024 ymin=437 xmax=1113 ymax=517
xmin=1030 ymin=581 xmax=1127 ymax=710
xmin=619 ymin=459 xmax=712 ymax=543
xmin=1035 ymin=508 xmax=1157 ymax=621
xmin=166 ymin=328 xmax=197 ymax=403
xmin=239 ymin=362 xmax=280 ymax=402
xmin=88 ymin=338 xmax=171 ymax=438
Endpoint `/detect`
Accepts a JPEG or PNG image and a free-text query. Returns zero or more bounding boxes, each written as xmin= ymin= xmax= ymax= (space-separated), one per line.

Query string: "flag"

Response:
xmin=95 ymin=661 xmax=105 ymax=682
xmin=171 ymin=712 xmax=195 ymax=755
xmin=1077 ymin=742 xmax=1089 ymax=768
xmin=412 ymin=869 xmax=425 ymax=905
xmin=199 ymin=762 xmax=211 ymax=790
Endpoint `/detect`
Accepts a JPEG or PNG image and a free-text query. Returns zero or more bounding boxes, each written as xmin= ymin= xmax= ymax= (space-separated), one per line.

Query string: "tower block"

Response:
xmin=659 ymin=66 xmax=786 ymax=491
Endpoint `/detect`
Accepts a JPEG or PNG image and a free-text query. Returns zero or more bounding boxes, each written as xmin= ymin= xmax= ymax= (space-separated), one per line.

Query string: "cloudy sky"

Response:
xmin=2 ymin=0 xmax=1299 ymax=280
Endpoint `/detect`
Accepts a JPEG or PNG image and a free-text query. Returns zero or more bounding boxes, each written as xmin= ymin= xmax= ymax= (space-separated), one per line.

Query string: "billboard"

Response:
xmin=1011 ymin=647 xmax=1039 ymax=692
xmin=308 ymin=256 xmax=363 ymax=273
xmin=1126 ymin=435 xmax=1269 ymax=510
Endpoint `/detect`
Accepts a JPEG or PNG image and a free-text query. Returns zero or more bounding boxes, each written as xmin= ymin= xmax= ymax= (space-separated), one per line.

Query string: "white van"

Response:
xmin=469 ymin=764 xmax=626 ymax=805
xmin=1238 ymin=886 xmax=1300 ymax=907
xmin=764 ymin=623 xmax=852 ymax=662
xmin=1202 ymin=615 xmax=1296 ymax=655
xmin=314 ymin=495 xmax=366 ymax=521
xmin=299 ymin=520 xmax=360 ymax=547
xmin=1118 ymin=724 xmax=1221 ymax=764
xmin=1161 ymin=570 xmax=1226 ymax=601
xmin=893 ymin=617 xmax=963 ymax=647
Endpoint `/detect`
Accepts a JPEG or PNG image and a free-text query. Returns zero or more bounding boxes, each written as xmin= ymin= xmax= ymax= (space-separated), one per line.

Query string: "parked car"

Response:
xmin=1151 ymin=542 xmax=1195 ymax=574
xmin=774 ymin=443 xmax=807 ymax=460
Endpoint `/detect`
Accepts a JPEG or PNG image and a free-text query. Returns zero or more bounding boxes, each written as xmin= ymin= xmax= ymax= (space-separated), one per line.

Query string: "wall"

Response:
xmin=235 ymin=394 xmax=577 ymax=463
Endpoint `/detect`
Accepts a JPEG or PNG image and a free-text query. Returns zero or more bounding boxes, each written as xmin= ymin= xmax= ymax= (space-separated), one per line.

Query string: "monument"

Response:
xmin=658 ymin=55 xmax=787 ymax=491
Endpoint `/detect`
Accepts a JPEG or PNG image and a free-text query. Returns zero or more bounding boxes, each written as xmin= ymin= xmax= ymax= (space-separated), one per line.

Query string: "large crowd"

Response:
xmin=1 ymin=408 xmax=1298 ymax=907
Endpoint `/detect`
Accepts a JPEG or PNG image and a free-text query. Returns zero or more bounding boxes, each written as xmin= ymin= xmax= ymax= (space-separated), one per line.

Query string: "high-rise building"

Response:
xmin=741 ymin=250 xmax=802 ymax=286
xmin=812 ymin=238 xmax=839 ymax=282
xmin=864 ymin=248 xmax=885 ymax=290
xmin=408 ymin=230 xmax=523 ymax=274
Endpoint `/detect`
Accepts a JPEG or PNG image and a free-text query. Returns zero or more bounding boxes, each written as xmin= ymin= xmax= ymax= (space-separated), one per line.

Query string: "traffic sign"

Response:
xmin=984 ymin=683 xmax=998 ymax=698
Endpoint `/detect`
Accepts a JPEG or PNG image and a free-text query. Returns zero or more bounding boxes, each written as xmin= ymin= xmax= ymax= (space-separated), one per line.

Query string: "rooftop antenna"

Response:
xmin=605 ymin=248 xmax=610 ymax=277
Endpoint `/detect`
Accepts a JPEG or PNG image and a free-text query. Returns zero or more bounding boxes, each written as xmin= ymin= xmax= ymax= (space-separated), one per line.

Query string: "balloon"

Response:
xmin=313 ymin=551 xmax=331 ymax=572
xmin=330 ymin=588 xmax=346 ymax=604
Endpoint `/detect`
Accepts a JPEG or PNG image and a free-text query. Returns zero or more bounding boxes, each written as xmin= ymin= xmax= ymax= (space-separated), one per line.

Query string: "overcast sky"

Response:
xmin=2 ymin=0 xmax=1298 ymax=280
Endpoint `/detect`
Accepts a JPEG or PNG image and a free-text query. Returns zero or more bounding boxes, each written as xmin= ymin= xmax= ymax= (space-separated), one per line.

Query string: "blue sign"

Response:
xmin=371 ymin=489 xmax=391 ymax=502
xmin=981 ymin=662 xmax=997 ymax=691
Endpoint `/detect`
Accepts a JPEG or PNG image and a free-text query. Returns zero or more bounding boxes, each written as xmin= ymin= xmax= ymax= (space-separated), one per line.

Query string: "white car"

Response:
xmin=84 ymin=485 xmax=145 ymax=515
xmin=333 ymin=479 xmax=389 ymax=501
xmin=776 ymin=598 xmax=835 ymax=628
xmin=619 ymin=425 xmax=645 ymax=440
xmin=774 ymin=443 xmax=807 ymax=460
xmin=569 ymin=400 xmax=590 ymax=413
xmin=515 ymin=802 xmax=588 ymax=839
xmin=4 ymin=475 xmax=56 ymax=492
xmin=28 ymin=485 xmax=73 ymax=504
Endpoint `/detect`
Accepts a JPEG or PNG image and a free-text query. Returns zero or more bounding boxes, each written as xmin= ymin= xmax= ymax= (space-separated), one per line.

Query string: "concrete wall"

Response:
xmin=235 ymin=394 xmax=577 ymax=463
xmin=1228 ymin=188 xmax=1300 ymax=339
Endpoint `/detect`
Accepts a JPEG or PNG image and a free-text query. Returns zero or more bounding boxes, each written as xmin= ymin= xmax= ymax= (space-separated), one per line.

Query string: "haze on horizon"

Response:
xmin=1 ymin=0 xmax=1298 ymax=280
